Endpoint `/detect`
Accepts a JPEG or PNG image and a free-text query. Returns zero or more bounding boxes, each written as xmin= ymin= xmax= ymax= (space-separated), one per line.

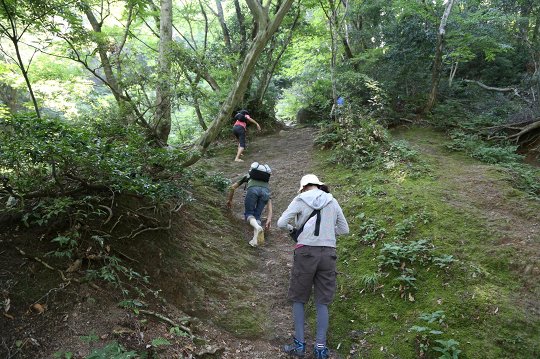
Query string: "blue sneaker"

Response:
xmin=313 ymin=344 xmax=329 ymax=359
xmin=283 ymin=337 xmax=306 ymax=357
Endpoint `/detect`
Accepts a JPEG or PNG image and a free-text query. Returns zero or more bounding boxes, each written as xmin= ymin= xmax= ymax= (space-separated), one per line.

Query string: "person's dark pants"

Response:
xmin=244 ymin=186 xmax=270 ymax=221
xmin=288 ymin=246 xmax=337 ymax=304
xmin=232 ymin=125 xmax=246 ymax=148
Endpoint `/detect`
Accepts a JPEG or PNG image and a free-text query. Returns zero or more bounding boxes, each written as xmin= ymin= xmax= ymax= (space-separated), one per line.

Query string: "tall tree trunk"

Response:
xmin=255 ymin=7 xmax=300 ymax=105
xmin=155 ymin=0 xmax=173 ymax=143
xmin=0 ymin=0 xmax=41 ymax=118
xmin=215 ymin=0 xmax=231 ymax=50
xmin=84 ymin=9 xmax=122 ymax=101
xmin=234 ymin=0 xmax=247 ymax=60
xmin=13 ymin=43 xmax=40 ymax=118
xmin=425 ymin=0 xmax=456 ymax=114
xmin=181 ymin=0 xmax=295 ymax=167
xmin=321 ymin=0 xmax=339 ymax=116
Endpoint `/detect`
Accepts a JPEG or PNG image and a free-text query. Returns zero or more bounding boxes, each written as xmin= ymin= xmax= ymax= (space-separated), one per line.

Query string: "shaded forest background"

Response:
xmin=1 ymin=0 xmax=540 ymax=357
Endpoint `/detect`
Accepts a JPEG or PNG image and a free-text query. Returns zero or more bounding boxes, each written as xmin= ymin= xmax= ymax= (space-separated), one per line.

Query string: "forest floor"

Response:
xmin=1 ymin=125 xmax=538 ymax=358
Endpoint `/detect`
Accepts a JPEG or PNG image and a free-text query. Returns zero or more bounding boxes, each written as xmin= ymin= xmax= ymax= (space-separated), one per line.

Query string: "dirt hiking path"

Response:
xmin=209 ymin=127 xmax=539 ymax=358
xmin=207 ymin=126 xmax=320 ymax=358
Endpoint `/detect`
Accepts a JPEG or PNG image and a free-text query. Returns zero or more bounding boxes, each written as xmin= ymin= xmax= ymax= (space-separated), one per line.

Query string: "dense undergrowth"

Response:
xmin=0 ymin=114 xmax=266 ymax=357
xmin=0 ymin=114 xmax=192 ymax=298
xmin=314 ymin=116 xmax=540 ymax=358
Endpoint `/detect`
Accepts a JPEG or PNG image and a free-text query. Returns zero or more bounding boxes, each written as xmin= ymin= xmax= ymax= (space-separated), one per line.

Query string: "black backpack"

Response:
xmin=234 ymin=110 xmax=249 ymax=123
xmin=249 ymin=168 xmax=271 ymax=182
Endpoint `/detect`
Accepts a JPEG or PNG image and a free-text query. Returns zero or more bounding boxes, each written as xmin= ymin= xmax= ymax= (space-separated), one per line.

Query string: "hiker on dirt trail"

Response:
xmin=226 ymin=162 xmax=273 ymax=247
xmin=330 ymin=95 xmax=344 ymax=120
xmin=277 ymin=174 xmax=349 ymax=359
xmin=232 ymin=109 xmax=261 ymax=162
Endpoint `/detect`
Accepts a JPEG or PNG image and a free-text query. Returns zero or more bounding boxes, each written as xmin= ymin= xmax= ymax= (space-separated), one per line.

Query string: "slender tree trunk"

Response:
xmin=234 ymin=0 xmax=247 ymax=60
xmin=425 ymin=0 xmax=456 ymax=114
xmin=13 ymin=43 xmax=40 ymax=118
xmin=215 ymin=0 xmax=231 ymax=50
xmin=181 ymin=0 xmax=295 ymax=167
xmin=326 ymin=0 xmax=339 ymax=117
xmin=84 ymin=9 xmax=122 ymax=101
xmin=0 ymin=0 xmax=41 ymax=118
xmin=255 ymin=7 xmax=300 ymax=105
xmin=155 ymin=0 xmax=173 ymax=143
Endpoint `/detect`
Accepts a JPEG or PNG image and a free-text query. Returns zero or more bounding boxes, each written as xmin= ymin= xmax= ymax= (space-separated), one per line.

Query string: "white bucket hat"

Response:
xmin=298 ymin=174 xmax=324 ymax=193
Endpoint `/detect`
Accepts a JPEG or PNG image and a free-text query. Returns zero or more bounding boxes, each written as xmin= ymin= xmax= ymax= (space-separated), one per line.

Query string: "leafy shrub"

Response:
xmin=358 ymin=219 xmax=387 ymax=245
xmin=315 ymin=112 xmax=425 ymax=175
xmin=0 ymin=114 xmax=191 ymax=201
xmin=503 ymin=164 xmax=540 ymax=199
xmin=447 ymin=131 xmax=523 ymax=164
xmin=410 ymin=311 xmax=461 ymax=358
xmin=0 ymin=113 xmax=194 ymax=296
xmin=205 ymin=172 xmax=231 ymax=192
xmin=378 ymin=239 xmax=433 ymax=269
xmin=434 ymin=339 xmax=462 ymax=359
xmin=315 ymin=115 xmax=390 ymax=168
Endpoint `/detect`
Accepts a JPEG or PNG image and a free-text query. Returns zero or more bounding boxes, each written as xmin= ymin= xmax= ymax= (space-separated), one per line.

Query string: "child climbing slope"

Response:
xmin=227 ymin=162 xmax=273 ymax=247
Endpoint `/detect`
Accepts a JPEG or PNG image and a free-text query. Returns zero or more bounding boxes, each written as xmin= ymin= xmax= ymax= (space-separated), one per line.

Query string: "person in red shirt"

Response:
xmin=232 ymin=110 xmax=261 ymax=162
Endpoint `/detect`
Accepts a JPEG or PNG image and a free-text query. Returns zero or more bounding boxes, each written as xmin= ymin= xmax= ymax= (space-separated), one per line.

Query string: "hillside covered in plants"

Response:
xmin=1 ymin=0 xmax=539 ymax=358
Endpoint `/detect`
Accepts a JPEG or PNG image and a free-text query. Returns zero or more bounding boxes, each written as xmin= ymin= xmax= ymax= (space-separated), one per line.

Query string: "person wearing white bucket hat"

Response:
xmin=297 ymin=173 xmax=324 ymax=193
xmin=277 ymin=174 xmax=349 ymax=358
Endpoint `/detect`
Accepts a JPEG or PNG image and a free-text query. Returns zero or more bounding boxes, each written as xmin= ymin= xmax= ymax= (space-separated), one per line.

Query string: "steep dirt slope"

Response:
xmin=204 ymin=126 xmax=320 ymax=358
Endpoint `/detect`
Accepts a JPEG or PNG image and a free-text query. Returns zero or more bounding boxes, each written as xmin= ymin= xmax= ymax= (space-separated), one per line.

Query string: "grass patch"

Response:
xmin=317 ymin=128 xmax=540 ymax=358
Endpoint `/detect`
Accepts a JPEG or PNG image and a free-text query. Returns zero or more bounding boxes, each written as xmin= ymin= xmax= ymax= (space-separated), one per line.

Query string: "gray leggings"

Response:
xmin=292 ymin=301 xmax=329 ymax=345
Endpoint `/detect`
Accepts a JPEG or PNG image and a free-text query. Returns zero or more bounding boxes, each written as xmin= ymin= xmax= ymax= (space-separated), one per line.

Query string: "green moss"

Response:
xmin=316 ymin=128 xmax=540 ymax=358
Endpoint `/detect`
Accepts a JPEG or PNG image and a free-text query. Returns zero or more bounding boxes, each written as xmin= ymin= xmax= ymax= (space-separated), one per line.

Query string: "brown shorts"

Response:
xmin=288 ymin=246 xmax=337 ymax=305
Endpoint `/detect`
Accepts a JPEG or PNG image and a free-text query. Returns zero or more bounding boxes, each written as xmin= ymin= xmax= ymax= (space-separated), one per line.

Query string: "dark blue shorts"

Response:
xmin=233 ymin=125 xmax=246 ymax=148
xmin=244 ymin=186 xmax=270 ymax=221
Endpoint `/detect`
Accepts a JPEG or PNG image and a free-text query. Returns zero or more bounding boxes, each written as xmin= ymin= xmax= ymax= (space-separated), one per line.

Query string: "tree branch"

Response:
xmin=463 ymin=79 xmax=517 ymax=93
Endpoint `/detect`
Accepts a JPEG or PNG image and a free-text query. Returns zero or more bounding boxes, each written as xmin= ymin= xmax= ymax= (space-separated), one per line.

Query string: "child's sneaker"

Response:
xmin=257 ymin=228 xmax=265 ymax=245
xmin=283 ymin=337 xmax=305 ymax=357
xmin=313 ymin=344 xmax=329 ymax=359
xmin=251 ymin=226 xmax=264 ymax=246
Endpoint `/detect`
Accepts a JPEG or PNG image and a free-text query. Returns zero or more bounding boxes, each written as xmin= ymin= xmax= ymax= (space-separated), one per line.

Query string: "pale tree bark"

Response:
xmin=155 ymin=0 xmax=173 ymax=143
xmin=320 ymin=0 xmax=347 ymax=118
xmin=234 ymin=0 xmax=247 ymax=60
xmin=425 ymin=0 xmax=456 ymax=113
xmin=255 ymin=7 xmax=300 ymax=105
xmin=181 ymin=0 xmax=295 ymax=167
xmin=214 ymin=0 xmax=231 ymax=50
xmin=84 ymin=8 xmax=123 ymax=102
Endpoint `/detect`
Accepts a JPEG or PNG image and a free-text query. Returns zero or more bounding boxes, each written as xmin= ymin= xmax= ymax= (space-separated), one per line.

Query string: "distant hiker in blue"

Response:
xmin=227 ymin=162 xmax=273 ymax=247
xmin=232 ymin=109 xmax=261 ymax=162
xmin=277 ymin=174 xmax=349 ymax=359
xmin=330 ymin=96 xmax=344 ymax=120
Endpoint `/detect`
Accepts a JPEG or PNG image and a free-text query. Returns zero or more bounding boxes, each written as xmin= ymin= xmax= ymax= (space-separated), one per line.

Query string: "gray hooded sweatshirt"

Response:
xmin=277 ymin=188 xmax=349 ymax=248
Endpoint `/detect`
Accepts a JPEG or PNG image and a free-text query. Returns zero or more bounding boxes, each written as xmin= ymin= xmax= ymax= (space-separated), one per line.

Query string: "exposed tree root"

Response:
xmin=138 ymin=309 xmax=193 ymax=338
